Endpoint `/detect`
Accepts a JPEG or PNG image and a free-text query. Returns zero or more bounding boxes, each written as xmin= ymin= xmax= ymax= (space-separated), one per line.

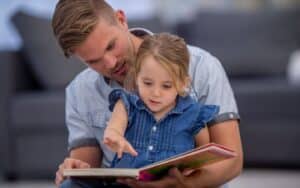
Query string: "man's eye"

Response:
xmin=106 ymin=42 xmax=115 ymax=51
xmin=89 ymin=60 xmax=98 ymax=65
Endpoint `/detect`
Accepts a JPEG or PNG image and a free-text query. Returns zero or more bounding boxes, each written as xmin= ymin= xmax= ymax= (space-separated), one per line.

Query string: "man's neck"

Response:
xmin=129 ymin=28 xmax=152 ymax=55
xmin=130 ymin=33 xmax=143 ymax=56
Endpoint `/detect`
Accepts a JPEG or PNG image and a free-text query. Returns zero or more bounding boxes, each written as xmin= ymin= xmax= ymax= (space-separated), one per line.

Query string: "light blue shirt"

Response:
xmin=65 ymin=28 xmax=239 ymax=168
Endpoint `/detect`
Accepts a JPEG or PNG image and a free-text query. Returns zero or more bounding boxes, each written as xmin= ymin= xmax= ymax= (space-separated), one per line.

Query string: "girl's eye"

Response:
xmin=162 ymin=84 xmax=172 ymax=89
xmin=143 ymin=81 xmax=152 ymax=86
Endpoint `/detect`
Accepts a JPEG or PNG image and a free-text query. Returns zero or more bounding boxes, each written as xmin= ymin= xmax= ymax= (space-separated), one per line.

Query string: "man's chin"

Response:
xmin=112 ymin=76 xmax=126 ymax=85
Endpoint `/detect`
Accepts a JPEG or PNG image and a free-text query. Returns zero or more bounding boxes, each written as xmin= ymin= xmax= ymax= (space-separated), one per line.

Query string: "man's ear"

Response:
xmin=115 ymin=10 xmax=128 ymax=29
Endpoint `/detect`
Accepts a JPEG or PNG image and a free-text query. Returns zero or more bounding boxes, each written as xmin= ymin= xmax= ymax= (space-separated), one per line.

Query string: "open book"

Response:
xmin=63 ymin=143 xmax=236 ymax=181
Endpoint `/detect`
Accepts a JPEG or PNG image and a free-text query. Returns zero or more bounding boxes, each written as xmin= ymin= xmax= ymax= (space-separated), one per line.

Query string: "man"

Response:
xmin=52 ymin=0 xmax=243 ymax=187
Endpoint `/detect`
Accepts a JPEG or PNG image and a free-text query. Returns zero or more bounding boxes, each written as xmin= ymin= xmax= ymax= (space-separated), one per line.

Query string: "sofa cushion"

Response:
xmin=176 ymin=10 xmax=300 ymax=77
xmin=10 ymin=91 xmax=65 ymax=130
xmin=232 ymin=79 xmax=300 ymax=166
xmin=11 ymin=11 xmax=86 ymax=90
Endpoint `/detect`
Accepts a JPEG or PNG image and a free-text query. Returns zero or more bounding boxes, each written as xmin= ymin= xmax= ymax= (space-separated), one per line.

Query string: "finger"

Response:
xmin=79 ymin=162 xmax=90 ymax=168
xmin=182 ymin=168 xmax=195 ymax=176
xmin=55 ymin=171 xmax=64 ymax=187
xmin=72 ymin=159 xmax=89 ymax=168
xmin=103 ymin=137 xmax=114 ymax=145
xmin=123 ymin=178 xmax=140 ymax=188
xmin=117 ymin=147 xmax=124 ymax=159
xmin=168 ymin=167 xmax=182 ymax=179
xmin=125 ymin=143 xmax=138 ymax=156
xmin=64 ymin=158 xmax=90 ymax=169
xmin=168 ymin=167 xmax=185 ymax=186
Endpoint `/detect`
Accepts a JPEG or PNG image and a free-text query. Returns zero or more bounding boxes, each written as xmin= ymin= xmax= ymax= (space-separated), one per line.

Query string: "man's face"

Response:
xmin=74 ymin=12 xmax=135 ymax=84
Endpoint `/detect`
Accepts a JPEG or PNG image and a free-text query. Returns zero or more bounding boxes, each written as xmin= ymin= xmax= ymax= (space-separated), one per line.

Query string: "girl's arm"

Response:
xmin=194 ymin=126 xmax=210 ymax=147
xmin=103 ymin=99 xmax=138 ymax=158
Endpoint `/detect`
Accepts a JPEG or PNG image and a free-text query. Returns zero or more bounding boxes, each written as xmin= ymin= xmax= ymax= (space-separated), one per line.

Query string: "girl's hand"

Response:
xmin=103 ymin=128 xmax=138 ymax=158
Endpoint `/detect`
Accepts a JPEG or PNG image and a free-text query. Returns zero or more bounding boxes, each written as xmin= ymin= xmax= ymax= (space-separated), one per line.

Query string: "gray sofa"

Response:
xmin=175 ymin=9 xmax=300 ymax=168
xmin=0 ymin=11 xmax=86 ymax=179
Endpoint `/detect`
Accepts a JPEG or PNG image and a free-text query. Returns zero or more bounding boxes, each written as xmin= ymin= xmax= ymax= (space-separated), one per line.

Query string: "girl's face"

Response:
xmin=136 ymin=56 xmax=179 ymax=118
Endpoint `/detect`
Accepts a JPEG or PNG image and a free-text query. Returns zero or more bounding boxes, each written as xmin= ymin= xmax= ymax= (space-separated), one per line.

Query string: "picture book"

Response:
xmin=63 ymin=143 xmax=236 ymax=181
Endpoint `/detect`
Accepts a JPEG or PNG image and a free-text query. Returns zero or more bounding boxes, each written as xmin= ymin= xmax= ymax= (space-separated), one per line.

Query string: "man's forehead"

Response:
xmin=74 ymin=23 xmax=115 ymax=61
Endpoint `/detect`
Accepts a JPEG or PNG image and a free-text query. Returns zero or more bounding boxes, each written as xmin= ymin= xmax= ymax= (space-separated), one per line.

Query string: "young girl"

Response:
xmin=103 ymin=33 xmax=219 ymax=168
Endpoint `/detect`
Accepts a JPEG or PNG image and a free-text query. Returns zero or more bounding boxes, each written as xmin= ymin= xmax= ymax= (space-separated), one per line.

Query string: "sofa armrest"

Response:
xmin=0 ymin=50 xmax=37 ymax=177
xmin=0 ymin=50 xmax=19 ymax=175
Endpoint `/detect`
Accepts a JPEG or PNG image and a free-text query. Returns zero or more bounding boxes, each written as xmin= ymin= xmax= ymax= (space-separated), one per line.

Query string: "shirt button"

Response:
xmin=152 ymin=126 xmax=157 ymax=132
xmin=148 ymin=145 xmax=153 ymax=151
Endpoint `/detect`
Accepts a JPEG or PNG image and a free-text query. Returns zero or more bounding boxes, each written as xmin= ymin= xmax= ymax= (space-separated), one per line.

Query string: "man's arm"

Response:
xmin=185 ymin=120 xmax=243 ymax=187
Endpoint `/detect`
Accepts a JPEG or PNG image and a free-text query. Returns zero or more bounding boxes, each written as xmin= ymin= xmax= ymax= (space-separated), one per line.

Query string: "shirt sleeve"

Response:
xmin=189 ymin=49 xmax=240 ymax=126
xmin=191 ymin=105 xmax=219 ymax=135
xmin=108 ymin=89 xmax=133 ymax=125
xmin=66 ymin=83 xmax=99 ymax=151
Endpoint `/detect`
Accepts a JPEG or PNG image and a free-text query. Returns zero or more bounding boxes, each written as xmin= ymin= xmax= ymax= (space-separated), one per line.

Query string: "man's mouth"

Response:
xmin=113 ymin=61 xmax=126 ymax=76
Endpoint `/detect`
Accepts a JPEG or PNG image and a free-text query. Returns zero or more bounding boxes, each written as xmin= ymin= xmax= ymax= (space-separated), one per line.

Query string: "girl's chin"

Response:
xmin=146 ymin=105 xmax=159 ymax=112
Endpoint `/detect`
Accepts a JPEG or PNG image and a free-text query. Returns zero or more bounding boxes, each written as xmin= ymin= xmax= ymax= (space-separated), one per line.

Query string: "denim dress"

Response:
xmin=108 ymin=89 xmax=219 ymax=168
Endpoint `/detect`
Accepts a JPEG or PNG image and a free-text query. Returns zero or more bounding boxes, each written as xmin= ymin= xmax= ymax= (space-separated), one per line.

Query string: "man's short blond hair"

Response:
xmin=52 ymin=0 xmax=116 ymax=57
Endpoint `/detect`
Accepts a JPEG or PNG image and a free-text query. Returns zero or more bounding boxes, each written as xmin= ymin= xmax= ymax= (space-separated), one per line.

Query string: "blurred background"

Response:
xmin=1 ymin=0 xmax=300 ymax=187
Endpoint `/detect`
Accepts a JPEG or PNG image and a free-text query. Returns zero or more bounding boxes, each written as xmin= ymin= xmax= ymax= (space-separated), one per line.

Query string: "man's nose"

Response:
xmin=103 ymin=53 xmax=117 ymax=69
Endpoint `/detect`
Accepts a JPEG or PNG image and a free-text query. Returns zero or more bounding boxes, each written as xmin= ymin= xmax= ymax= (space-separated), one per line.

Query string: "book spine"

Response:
xmin=138 ymin=171 xmax=156 ymax=181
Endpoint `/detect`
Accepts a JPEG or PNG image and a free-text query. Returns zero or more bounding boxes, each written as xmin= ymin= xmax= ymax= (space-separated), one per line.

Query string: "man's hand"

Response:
xmin=55 ymin=158 xmax=90 ymax=187
xmin=117 ymin=167 xmax=194 ymax=188
xmin=103 ymin=127 xmax=138 ymax=158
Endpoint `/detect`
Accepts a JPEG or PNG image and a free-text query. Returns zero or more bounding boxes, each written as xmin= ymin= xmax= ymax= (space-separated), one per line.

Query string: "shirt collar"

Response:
xmin=129 ymin=27 xmax=153 ymax=37
xmin=171 ymin=95 xmax=195 ymax=114
xmin=132 ymin=95 xmax=195 ymax=115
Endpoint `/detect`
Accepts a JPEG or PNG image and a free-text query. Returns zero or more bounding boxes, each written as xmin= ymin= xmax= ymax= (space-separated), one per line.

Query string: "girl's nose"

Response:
xmin=153 ymin=87 xmax=161 ymax=96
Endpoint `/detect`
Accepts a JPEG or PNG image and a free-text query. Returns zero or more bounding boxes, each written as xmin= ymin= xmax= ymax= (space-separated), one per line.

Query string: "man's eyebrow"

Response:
xmin=85 ymin=37 xmax=117 ymax=64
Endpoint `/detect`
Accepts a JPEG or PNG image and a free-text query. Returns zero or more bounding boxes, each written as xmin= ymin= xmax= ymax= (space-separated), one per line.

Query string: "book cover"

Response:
xmin=63 ymin=143 xmax=236 ymax=181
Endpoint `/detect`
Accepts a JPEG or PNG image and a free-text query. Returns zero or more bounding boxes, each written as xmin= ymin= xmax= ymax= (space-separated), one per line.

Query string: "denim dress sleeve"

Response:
xmin=108 ymin=89 xmax=134 ymax=126
xmin=191 ymin=105 xmax=220 ymax=136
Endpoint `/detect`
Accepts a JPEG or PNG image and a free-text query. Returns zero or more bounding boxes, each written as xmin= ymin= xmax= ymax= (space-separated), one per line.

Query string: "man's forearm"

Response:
xmin=186 ymin=120 xmax=243 ymax=187
xmin=186 ymin=154 xmax=243 ymax=188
